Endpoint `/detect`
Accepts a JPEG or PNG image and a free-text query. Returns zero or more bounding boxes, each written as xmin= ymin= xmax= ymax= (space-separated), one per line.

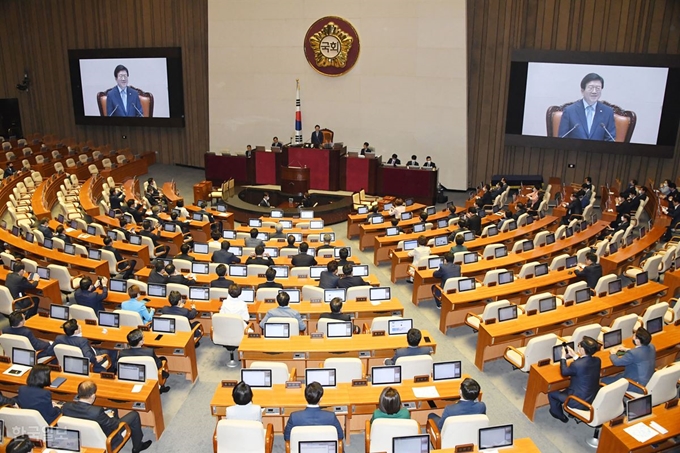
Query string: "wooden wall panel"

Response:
xmin=0 ymin=0 xmax=208 ymax=167
xmin=467 ymin=0 xmax=680 ymax=190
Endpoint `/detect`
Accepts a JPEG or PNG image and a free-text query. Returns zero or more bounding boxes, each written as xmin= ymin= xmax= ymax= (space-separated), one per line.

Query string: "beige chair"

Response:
xmin=323 ymin=358 xmax=363 ymax=383
xmin=113 ymin=309 xmax=145 ymax=327
xmin=562 ymin=281 xmax=589 ymax=304
xmin=212 ymin=313 xmax=246 ymax=367
xmin=624 ymin=254 xmax=663 ymax=281
xmin=634 ymin=302 xmax=669 ymax=331
xmin=365 ymin=418 xmax=420 ymax=453
xmin=395 ymin=355 xmax=433 ymax=380
xmin=214 ymin=419 xmax=274 ymax=453
xmin=54 ymin=344 xmax=110 ymax=371
xmin=599 ymin=314 xmax=639 ymax=342
xmin=69 ymin=304 xmax=98 ymax=321
xmin=250 ymin=361 xmax=291 ymax=384
xmin=58 ymin=415 xmax=130 ymax=453
xmin=427 ymin=414 xmax=489 ymax=450
xmin=504 ymin=333 xmax=560 ymax=372
xmin=465 ymin=300 xmax=511 ymax=332
xmin=593 ymin=274 xmax=618 ymax=296
xmin=287 ymin=425 xmax=342 ymax=453
xmin=0 ymin=407 xmax=52 ymax=441
xmin=625 ymin=363 xmax=680 ymax=406
xmin=559 ymin=324 xmax=602 ymax=347
xmin=0 ymin=286 xmax=35 ymax=317
xmin=0 ymin=333 xmax=53 ymax=364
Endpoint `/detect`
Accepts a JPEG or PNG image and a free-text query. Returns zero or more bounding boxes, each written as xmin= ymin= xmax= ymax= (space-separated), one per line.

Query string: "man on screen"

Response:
xmin=106 ymin=65 xmax=144 ymax=117
xmin=557 ymin=73 xmax=616 ymax=141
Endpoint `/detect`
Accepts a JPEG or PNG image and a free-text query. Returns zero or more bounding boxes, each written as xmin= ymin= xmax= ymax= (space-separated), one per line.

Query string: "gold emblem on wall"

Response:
xmin=304 ymin=16 xmax=360 ymax=77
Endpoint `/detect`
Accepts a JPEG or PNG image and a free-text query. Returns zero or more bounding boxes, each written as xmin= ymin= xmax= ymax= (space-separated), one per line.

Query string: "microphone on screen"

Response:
xmin=600 ymin=123 xmax=615 ymax=142
xmin=560 ymin=123 xmax=579 ymax=138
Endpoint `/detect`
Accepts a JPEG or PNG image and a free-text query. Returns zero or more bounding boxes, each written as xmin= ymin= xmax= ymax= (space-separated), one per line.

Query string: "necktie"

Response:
xmin=586 ymin=105 xmax=594 ymax=134
xmin=122 ymin=89 xmax=128 ymax=113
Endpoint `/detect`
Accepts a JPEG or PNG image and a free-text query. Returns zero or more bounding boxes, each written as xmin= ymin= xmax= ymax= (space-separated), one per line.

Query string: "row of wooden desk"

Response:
xmin=347 ymin=203 xmax=426 ymax=239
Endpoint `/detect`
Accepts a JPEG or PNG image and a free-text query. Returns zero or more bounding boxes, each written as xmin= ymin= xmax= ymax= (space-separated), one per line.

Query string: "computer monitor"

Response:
xmin=538 ymin=296 xmax=557 ymax=313
xmin=192 ymin=262 xmax=209 ymax=275
xmin=565 ymin=227 xmax=573 ymax=238
xmin=97 ymin=311 xmax=120 ymax=328
xmin=290 ymin=233 xmax=303 ymax=242
xmin=413 ymin=223 xmax=426 ymax=233
xmin=64 ymin=243 xmax=76 ymax=255
xmin=357 ymin=206 xmax=368 ymax=215
xmin=626 ymin=395 xmax=653 ymax=422
xmin=193 ymin=242 xmax=209 ymax=254
xmin=324 ymin=288 xmax=346 ymax=303
xmin=37 ymin=266 xmax=50 ymax=280
xmin=494 ymin=247 xmax=507 ymax=258
xmin=552 ymin=342 xmax=575 ymax=362
xmin=309 ymin=266 xmax=325 ymax=279
xmin=11 ymin=226 xmax=19 ymax=236
xmin=88 ymin=249 xmax=101 ymax=260
xmin=270 ymin=209 xmax=284 ymax=218
xmin=487 ymin=226 xmax=499 ymax=237
xmin=305 ymin=368 xmax=336 ymax=387
xmin=609 ymin=242 xmax=618 ymax=255
xmin=371 ymin=365 xmax=402 ymax=385
xmin=575 ymin=288 xmax=591 ymax=304
xmin=393 ymin=434 xmax=430 ymax=453
xmin=129 ymin=235 xmax=142 ymax=245
xmin=248 ymin=219 xmax=262 ymax=228
xmin=383 ymin=203 xmax=393 ymax=211
xmin=426 ymin=206 xmax=436 ymax=216
xmin=70 ymin=219 xmax=78 ymax=230
xmin=565 ymin=256 xmax=578 ymax=269
xmin=43 ymin=238 xmax=53 ymax=250
xmin=147 ymin=283 xmax=167 ymax=298
xmin=263 ymin=323 xmax=290 ymax=338
xmin=50 ymin=304 xmax=69 ymax=320
xmin=428 ymin=257 xmax=442 ymax=269
xmin=24 ymin=232 xmax=34 ymax=243
xmin=63 ymin=355 xmax=90 ymax=376
xmin=86 ymin=225 xmax=96 ymax=235
xmin=636 ymin=271 xmax=649 ymax=286
xmin=279 ymin=289 xmax=301 ymax=304
xmin=222 ymin=230 xmax=237 ymax=239
xmin=241 ymin=288 xmax=255 ymax=304
xmin=216 ymin=204 xmax=227 ymax=213
xmin=163 ymin=223 xmax=177 ymax=232
xmin=309 ymin=220 xmax=324 ymax=230
xmin=646 ymin=317 xmax=663 ymax=335
xmin=279 ymin=220 xmax=293 ymax=229
xmin=545 ymin=233 xmax=555 ymax=245
xmin=603 ymin=329 xmax=622 ymax=349
xmin=508 ymin=220 xmax=518 ymax=231
xmin=228 ymin=246 xmax=243 ymax=256
xmin=333 ymin=247 xmax=352 ymax=258
xmin=403 ymin=240 xmax=418 ymax=251
xmin=189 ymin=287 xmax=210 ymax=301
xmin=534 ymin=263 xmax=549 ymax=277
xmin=109 ymin=278 xmax=127 ymax=293
xmin=640 ymin=226 xmax=647 ymax=238
xmin=229 ymin=265 xmax=247 ymax=277
xmin=11 ymin=348 xmax=35 ymax=367
xmin=405 ymin=199 xmax=414 ymax=206
xmin=458 ymin=278 xmax=476 ymax=292
xmin=107 ymin=230 xmax=117 ymax=241
xmin=434 ymin=236 xmax=448 ymax=247
xmin=432 ymin=361 xmax=462 ymax=381
xmin=118 ymin=362 xmax=146 ymax=383
xmin=370 ymin=215 xmax=384 ymax=225
xmin=498 ymin=271 xmax=514 ymax=285
xmin=385 ymin=227 xmax=399 ymax=236
xmin=463 ymin=252 xmax=478 ymax=264
xmin=326 ymin=321 xmax=353 ymax=338
xmin=45 ymin=427 xmax=80 ymax=453
xmin=256 ymin=232 xmax=270 ymax=241
xmin=388 ymin=319 xmax=413 ymax=335
xmin=369 ymin=287 xmax=391 ymax=301
xmin=625 ymin=234 xmax=634 ymax=247
xmin=298 ymin=441 xmax=337 ymax=453
xmin=271 ymin=265 xmax=289 ymax=278
xmin=300 ymin=210 xmax=314 ymax=220
xmin=478 ymin=425 xmax=514 ymax=450
xmin=437 ymin=218 xmax=449 ymax=229
xmin=608 ymin=279 xmax=622 ymax=295
xmin=399 ymin=212 xmax=413 ymax=222
xmin=151 ymin=317 xmax=176 ymax=333
xmin=498 ymin=305 xmax=518 ymax=322
xmin=57 ymin=214 xmax=65 ymax=224
xmin=352 ymin=265 xmax=369 ymax=277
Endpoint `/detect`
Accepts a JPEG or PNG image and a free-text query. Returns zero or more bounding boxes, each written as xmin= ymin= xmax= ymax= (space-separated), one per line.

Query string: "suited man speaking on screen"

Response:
xmin=557 ymin=73 xmax=616 ymax=141
xmin=106 ymin=64 xmax=144 ymax=117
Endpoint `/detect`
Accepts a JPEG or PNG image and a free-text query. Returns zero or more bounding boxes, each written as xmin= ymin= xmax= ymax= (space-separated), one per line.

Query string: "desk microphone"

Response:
xmin=109 ymin=104 xmax=118 ymax=116
xmin=600 ymin=123 xmax=615 ymax=141
xmin=560 ymin=124 xmax=579 ymax=138
xmin=133 ymin=104 xmax=143 ymax=117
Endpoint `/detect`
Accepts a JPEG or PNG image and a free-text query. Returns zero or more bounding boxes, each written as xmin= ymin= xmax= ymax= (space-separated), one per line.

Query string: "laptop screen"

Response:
xmin=403 ymin=240 xmax=418 ymax=251
xmin=479 ymin=424 xmax=514 ymax=450
xmin=290 ymin=233 xmax=302 ymax=243
xmin=437 ymin=218 xmax=449 ymax=229
xmin=264 ymin=323 xmax=290 ymax=338
xmin=522 ymin=240 xmax=534 ymax=252
xmin=383 ymin=203 xmax=393 ymax=211
xmin=534 ymin=263 xmax=549 ymax=277
xmin=369 ymin=287 xmax=391 ymax=301
xmin=433 ymin=361 xmax=462 ymax=381
xmin=256 ymin=232 xmax=269 ymax=241
xmin=494 ymin=247 xmax=507 ymax=258
xmin=194 ymin=242 xmax=209 ymax=254
xmin=108 ymin=278 xmax=127 ymax=293
xmin=608 ymin=279 xmax=622 ymax=295
xmin=636 ymin=271 xmax=648 ymax=285
xmin=241 ymin=288 xmax=255 ymax=304
xmin=388 ymin=319 xmax=413 ymax=335
xmin=405 ymin=199 xmax=414 ymax=206
xmin=310 ymin=266 xmax=325 ymax=279
xmin=371 ymin=365 xmax=402 ymax=385
xmin=498 ymin=271 xmax=514 ymax=285
xmin=305 ymin=368 xmax=336 ymax=387
xmin=45 ymin=427 xmax=80 ymax=453
xmin=50 ymin=304 xmax=69 ymax=320
xmin=575 ymin=288 xmax=591 ymax=304
xmin=413 ymin=223 xmax=426 ymax=233
xmin=463 ymin=252 xmax=478 ymax=264
xmin=603 ymin=329 xmax=622 ymax=349
xmin=609 ymin=242 xmax=618 ymax=255
xmin=426 ymin=206 xmax=436 ymax=216
xmin=627 ymin=395 xmax=653 ymax=422
xmin=164 ymin=223 xmax=177 ymax=232
xmin=298 ymin=441 xmax=337 ymax=453
xmin=192 ymin=262 xmax=209 ymax=274
xmin=217 ymin=204 xmax=227 ymax=213
xmin=147 ymin=283 xmax=167 ymax=298
xmin=152 ymin=317 xmax=176 ymax=333
xmin=87 ymin=225 xmax=96 ymax=235
xmin=107 ymin=231 xmax=117 ymax=241
xmin=12 ymin=347 xmax=35 ymax=367
xmin=552 ymin=342 xmax=574 ymax=362
xmin=97 ymin=311 xmax=120 ymax=328
xmin=280 ymin=220 xmax=293 ymax=229
xmin=434 ymin=236 xmax=448 ymax=247
xmin=63 ymin=355 xmax=89 ymax=376
xmin=370 ymin=215 xmax=384 ymax=225
xmin=498 ymin=305 xmax=518 ymax=322
xmin=118 ymin=362 xmax=146 ymax=383
xmin=565 ymin=227 xmax=573 ymax=238
xmin=565 ymin=256 xmax=578 ymax=269
xmin=271 ymin=265 xmax=289 ymax=278
xmin=189 ymin=287 xmax=210 ymax=301
xmin=646 ymin=317 xmax=663 ymax=335
xmin=324 ymin=288 xmax=346 ymax=302
xmin=326 ymin=321 xmax=353 ymax=338
xmin=393 ymin=434 xmax=430 ymax=453
xmin=625 ymin=234 xmax=634 ymax=246
xmin=229 ymin=265 xmax=247 ymax=277
xmin=458 ymin=278 xmax=476 ymax=292
xmin=538 ymin=296 xmax=557 ymax=313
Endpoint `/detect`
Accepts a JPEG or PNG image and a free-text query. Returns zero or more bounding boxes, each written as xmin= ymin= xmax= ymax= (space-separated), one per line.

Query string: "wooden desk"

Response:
xmin=186 ymin=204 xmax=234 ymax=230
xmin=0 ymin=362 xmax=165 ymax=439
xmin=600 ymin=227 xmax=665 ymax=275
xmin=598 ymin=404 xmax=680 ymax=453
xmin=237 ymin=330 xmax=437 ymax=375
xmin=80 ymin=174 xmax=106 ymax=217
xmin=25 ymin=317 xmax=198 ymax=383
xmin=523 ymin=324 xmax=680 ymax=421
xmin=234 ymin=225 xmax=335 ymax=238
xmin=162 ymin=181 xmax=182 ymax=210
xmin=0 ymin=267 xmax=61 ymax=311
xmin=433 ymin=438 xmax=540 ymax=452
xmin=158 ymin=212 xmax=211 ymax=242
xmin=31 ymin=173 xmax=68 ymax=220
xmin=358 ymin=208 xmax=456 ymax=251
xmin=475 ymin=282 xmax=666 ymax=370
xmin=439 ymin=268 xmax=578 ymax=333
xmin=94 ymin=216 xmax=184 ymax=256
xmin=346 ymin=203 xmax=426 ymax=239
xmin=664 ymin=268 xmax=680 ymax=300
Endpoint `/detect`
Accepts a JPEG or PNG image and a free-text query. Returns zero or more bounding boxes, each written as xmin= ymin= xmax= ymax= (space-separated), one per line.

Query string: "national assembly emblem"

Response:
xmin=304 ymin=16 xmax=360 ymax=77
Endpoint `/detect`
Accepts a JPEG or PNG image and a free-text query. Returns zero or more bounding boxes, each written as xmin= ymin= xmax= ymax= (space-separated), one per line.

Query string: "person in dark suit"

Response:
xmin=475 ymin=184 xmax=493 ymax=211
xmin=406 ymin=155 xmax=419 ymax=167
xmin=5 ymin=262 xmax=39 ymax=318
xmin=139 ymin=220 xmax=170 ymax=257
xmin=46 ymin=319 xmax=116 ymax=373
xmin=245 ymin=145 xmax=253 ymax=158
xmin=167 ymin=211 xmax=190 ymax=234
xmin=386 ymin=154 xmax=401 ymax=166
xmin=310 ymin=125 xmax=323 ymax=147
xmin=460 ymin=207 xmax=482 ymax=237
xmin=37 ymin=218 xmax=53 ymax=240
xmin=123 ymin=199 xmax=144 ymax=224
xmin=284 ymin=382 xmax=344 ymax=441
xmin=2 ymin=311 xmax=51 ymax=358
xmin=318 ymin=298 xmax=352 ymax=322
xmin=105 ymin=65 xmax=144 ymax=117
xmin=496 ymin=209 xmax=514 ymax=231
xmin=316 ymin=234 xmax=334 ymax=255
xmin=119 ymin=329 xmax=169 ymax=393
xmin=3 ymin=162 xmax=16 ymax=179
xmin=258 ymin=192 xmax=271 ymax=208
xmin=246 ymin=245 xmax=274 ymax=266
xmin=431 ymin=253 xmax=462 ymax=308
xmin=319 ymin=260 xmax=339 ymax=289
xmin=102 ymin=237 xmax=136 ymax=279
xmin=210 ymin=264 xmax=234 ymax=288
xmin=212 ymin=241 xmax=240 ymax=264
xmin=174 ymin=243 xmax=195 ymax=262
xmin=557 ymin=73 xmax=616 ymax=141
xmin=422 ymin=156 xmax=436 ymax=168
xmin=245 ymin=228 xmax=264 ymax=248
xmin=160 ymin=290 xmax=201 ymax=340
xmin=360 ymin=142 xmax=371 ymax=156
xmin=616 ymin=191 xmax=641 ymax=216
xmin=619 ymin=179 xmax=638 ymax=199
xmin=291 ymin=242 xmax=317 ymax=267
xmin=113 ymin=217 xmax=132 ymax=242
xmin=365 ymin=205 xmax=381 ymax=222
xmin=271 ymin=224 xmax=286 ymax=239
xmin=337 ymin=264 xmax=368 ymax=289
xmin=74 ymin=276 xmax=108 ymax=315
xmin=662 ymin=198 xmax=680 ymax=242
xmin=17 ymin=365 xmax=61 ymax=424
xmin=603 ymin=327 xmax=656 ymax=391
xmin=601 ymin=213 xmax=631 ymax=240
xmin=109 ymin=188 xmax=126 ymax=211
xmin=548 ymin=336 xmax=602 ymax=423
xmin=428 ymin=378 xmax=486 ymax=430
xmin=562 ymin=192 xmax=583 ymax=225
xmin=257 ymin=267 xmax=283 ymax=290
xmin=148 ymin=260 xmax=169 ymax=284
xmin=280 ymin=234 xmax=298 ymax=252
xmin=512 ymin=202 xmax=527 ymax=221
xmin=55 ymin=225 xmax=72 ymax=245
xmin=164 ymin=263 xmax=196 ymax=287
xmin=271 ymin=137 xmax=283 ymax=149
xmin=574 ymin=252 xmax=603 ymax=290
xmin=61 ymin=381 xmax=152 ymax=452
xmin=336 ymin=248 xmax=354 ymax=269
xmin=386 ymin=328 xmax=433 ymax=365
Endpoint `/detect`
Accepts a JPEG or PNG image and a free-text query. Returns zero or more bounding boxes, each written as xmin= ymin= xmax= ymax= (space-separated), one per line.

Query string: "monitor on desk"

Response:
xmin=310 ymin=220 xmax=324 ymax=230
xmin=398 ymin=211 xmax=412 ymax=222
xmin=241 ymin=369 xmax=273 ymax=388
xmin=189 ymin=287 xmax=210 ymax=301
xmin=279 ymin=289 xmax=300 ymax=303
xmin=405 ymin=199 xmax=414 ymax=207
xmin=24 ymin=232 xmax=34 ymax=243
xmin=370 ymin=215 xmax=384 ymax=225
xmin=248 ymin=219 xmax=262 ymax=228
xmin=425 ymin=206 xmax=436 ymax=216
xmin=434 ymin=236 xmax=448 ymax=247
xmin=575 ymin=288 xmax=591 ymax=304
xmin=369 ymin=287 xmax=391 ymax=301
xmin=324 ymin=288 xmax=346 ymax=303
xmin=413 ymin=223 xmax=426 ymax=233
xmin=565 ymin=256 xmax=578 ymax=269
xmin=45 ymin=427 xmax=80 ymax=453
xmin=271 ymin=265 xmax=289 ymax=278
xmin=437 ymin=218 xmax=449 ymax=229
xmin=263 ymin=322 xmax=290 ymax=339
xmin=326 ymin=321 xmax=353 ymax=338
xmin=270 ymin=209 xmax=284 ymax=218
xmin=626 ymin=395 xmax=653 ymax=423
xmin=87 ymin=225 xmax=96 ymax=235
xmin=280 ymin=220 xmax=293 ymax=229
xmin=241 ymin=288 xmax=255 ymax=304
xmin=478 ymin=424 xmax=514 ymax=451
xmin=11 ymin=226 xmax=19 ymax=236
xmin=526 ymin=215 xmax=535 ymax=225
xmin=458 ymin=278 xmax=476 ymax=292
xmin=152 ymin=316 xmax=176 ymax=333
xmin=640 ymin=226 xmax=647 ymax=238
xmin=609 ymin=242 xmax=618 ymax=255
xmin=216 ymin=204 xmax=227 ymax=213
xmin=107 ymin=230 xmax=118 ymax=241
xmin=70 ymin=219 xmax=78 ymax=230
xmin=565 ymin=227 xmax=573 ymax=238
xmin=393 ymin=434 xmax=430 ymax=453
xmin=371 ymin=365 xmax=401 ymax=386
xmin=545 ymin=233 xmax=555 ymax=245
xmin=64 ymin=243 xmax=76 ymax=255
xmin=352 ymin=264 xmax=369 ymax=277
xmin=494 ymin=246 xmax=507 ymax=259
xmin=43 ymin=238 xmax=53 ymax=250
xmin=130 ymin=235 xmax=142 ymax=245
xmin=498 ymin=305 xmax=518 ymax=322
xmin=305 ymin=368 xmax=336 ymax=387
xmin=192 ymin=262 xmax=209 ymax=275
xmin=300 ymin=210 xmax=314 ymax=220
xmin=636 ymin=271 xmax=649 ymax=286
xmin=299 ymin=441 xmax=337 ymax=453
xmin=463 ymin=252 xmax=478 ymax=264
xmin=163 ymin=223 xmax=177 ymax=232
xmin=57 ymin=214 xmax=65 ymax=224
xmin=229 ymin=265 xmax=247 ymax=277
xmin=428 ymin=256 xmax=442 ymax=269
xmin=603 ymin=329 xmax=622 ymax=349
xmin=385 ymin=227 xmax=399 ymax=236
xmin=290 ymin=233 xmax=303 ymax=242
xmin=50 ymin=304 xmax=69 ymax=320
xmin=228 ymin=246 xmax=243 ymax=256
xmin=88 ymin=249 xmax=101 ymax=260
xmin=383 ymin=203 xmax=393 ymax=211
xmin=118 ymin=362 xmax=146 ymax=383
xmin=222 ymin=230 xmax=237 ymax=240
xmin=646 ymin=317 xmax=663 ymax=335
xmin=97 ymin=311 xmax=120 ymax=328
xmin=194 ymin=242 xmax=209 ymax=254
xmin=498 ymin=271 xmax=514 ymax=285
xmin=508 ymin=220 xmax=518 ymax=231
xmin=63 ymin=355 xmax=90 ymax=376
xmin=310 ymin=266 xmax=325 ymax=279
xmin=487 ymin=226 xmax=499 ymax=237
xmin=403 ymin=240 xmax=418 ymax=251
xmin=388 ymin=318 xmax=413 ymax=335
xmin=433 ymin=361 xmax=462 ymax=381
xmin=608 ymin=279 xmax=623 ymax=295
xmin=256 ymin=232 xmax=269 ymax=241
xmin=11 ymin=348 xmax=35 ymax=367
xmin=147 ymin=283 xmax=167 ymax=298
xmin=625 ymin=234 xmax=634 ymax=247
xmin=357 ymin=206 xmax=368 ymax=215
xmin=538 ymin=296 xmax=557 ymax=313
xmin=37 ymin=266 xmax=50 ymax=280
xmin=552 ymin=342 xmax=574 ymax=363
xmin=534 ymin=263 xmax=549 ymax=277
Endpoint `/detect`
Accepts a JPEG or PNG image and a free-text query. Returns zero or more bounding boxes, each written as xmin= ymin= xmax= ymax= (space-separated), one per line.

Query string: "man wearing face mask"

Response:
xmin=557 ymin=73 xmax=616 ymax=141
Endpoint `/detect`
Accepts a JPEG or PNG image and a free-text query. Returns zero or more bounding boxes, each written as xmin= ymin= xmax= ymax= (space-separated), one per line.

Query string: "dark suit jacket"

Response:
xmin=211 ymin=250 xmax=240 ymax=264
xmin=318 ymin=312 xmax=352 ymax=322
xmin=284 ymin=406 xmax=344 ymax=440
xmin=210 ymin=277 xmax=234 ymax=288
xmin=139 ymin=229 xmax=161 ymax=246
xmin=566 ymin=199 xmax=583 ymax=217
xmin=167 ymin=274 xmax=195 ymax=287
xmin=160 ymin=305 xmax=197 ymax=320
xmin=174 ymin=253 xmax=195 ymax=262
xmin=610 ymin=344 xmax=656 ymax=388
xmin=557 ymin=100 xmax=616 ymax=141
xmin=148 ymin=271 xmax=168 ymax=284
xmin=119 ymin=346 xmax=163 ymax=369
xmin=466 ymin=215 xmax=482 ymax=236
xmin=574 ymin=263 xmax=603 ymax=289
xmin=257 ymin=281 xmax=283 ymax=290
xmin=61 ymin=401 xmax=125 ymax=437
xmin=478 ymin=191 xmax=493 ymax=208
xmin=318 ymin=271 xmax=339 ymax=289
xmin=17 ymin=386 xmax=60 ymax=424
xmin=337 ymin=276 xmax=368 ymax=288
xmin=311 ymin=131 xmax=324 ymax=146
xmin=246 ymin=256 xmax=274 ymax=266
xmin=47 ymin=335 xmax=97 ymax=364
xmin=433 ymin=263 xmax=461 ymax=286
xmin=74 ymin=288 xmax=108 ymax=314
xmin=560 ymin=355 xmax=602 ymax=409
xmin=38 ymin=224 xmax=53 ymax=239
xmin=291 ymin=254 xmax=317 ymax=267
xmin=2 ymin=325 xmax=50 ymax=353
xmin=5 ymin=272 xmax=38 ymax=299
xmin=437 ymin=400 xmax=486 ymax=430
xmin=386 ymin=158 xmax=401 ymax=166
xmin=109 ymin=193 xmax=125 ymax=210
xmin=106 ymin=86 xmax=143 ymax=117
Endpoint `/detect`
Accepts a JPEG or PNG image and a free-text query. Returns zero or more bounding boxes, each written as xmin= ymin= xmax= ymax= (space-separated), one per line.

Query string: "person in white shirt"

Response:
xmin=219 ymin=284 xmax=250 ymax=328
xmin=407 ymin=235 xmax=431 ymax=283
xmin=226 ymin=382 xmax=262 ymax=422
xmin=175 ymin=200 xmax=190 ymax=219
xmin=388 ymin=198 xmax=406 ymax=219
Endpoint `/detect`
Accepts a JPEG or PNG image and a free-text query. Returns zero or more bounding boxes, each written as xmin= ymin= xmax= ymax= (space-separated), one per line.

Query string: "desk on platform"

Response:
xmin=204 ymin=153 xmax=254 ymax=185
xmin=377 ymin=166 xmax=438 ymax=205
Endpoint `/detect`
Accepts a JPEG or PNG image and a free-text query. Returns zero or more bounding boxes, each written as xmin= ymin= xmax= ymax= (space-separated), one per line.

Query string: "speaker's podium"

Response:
xmin=285 ymin=145 xmax=345 ymax=191
xmin=281 ymin=166 xmax=310 ymax=195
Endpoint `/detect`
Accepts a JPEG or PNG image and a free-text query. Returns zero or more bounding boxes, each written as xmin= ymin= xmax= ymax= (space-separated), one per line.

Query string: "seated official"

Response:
xmin=388 ymin=198 xmax=406 ymax=218
xmin=316 ymin=234 xmax=334 ymax=255
xmin=47 ymin=319 xmax=116 ymax=373
xmin=3 ymin=162 xmax=16 ymax=179
xmin=62 ymin=380 xmax=152 ymax=453
xmin=428 ymin=378 xmax=486 ymax=430
xmin=574 ymin=252 xmax=602 ymax=290
xmin=109 ymin=187 xmax=126 ymax=211
xmin=448 ymin=233 xmax=467 ymax=253
xmin=208 ymin=229 xmax=222 ymax=245
xmin=444 ymin=204 xmax=458 ymax=221
xmin=561 ymin=192 xmax=583 ymax=225
xmin=292 ymin=242 xmax=317 ymax=267
xmin=360 ymin=142 xmax=371 ymax=156
xmin=102 ymin=237 xmax=136 ymax=279
xmin=139 ymin=220 xmax=170 ymax=257
xmin=174 ymin=200 xmax=190 ymax=218
xmin=458 ymin=207 xmax=482 ymax=237
xmin=512 ymin=202 xmax=527 ymax=221
xmin=5 ymin=261 xmax=40 ymax=318
xmin=219 ymin=284 xmax=250 ymax=329
xmin=17 ymin=365 xmax=61 ymax=424
xmin=337 ymin=264 xmax=368 ymax=289
xmin=148 ymin=259 xmax=169 ymax=284
xmin=272 ymin=137 xmax=283 ymax=149
xmin=165 ymin=263 xmax=197 ymax=287
xmin=390 ymin=218 xmax=404 ymax=234
xmin=422 ymin=156 xmax=436 ymax=168
xmin=212 ymin=240 xmax=241 ymax=265
xmin=245 ymin=228 xmax=264 ymax=248
xmin=284 ymin=382 xmax=344 ymax=441
xmin=300 ymin=192 xmax=314 ymax=208
xmin=431 ymin=253 xmax=461 ymax=308
xmin=602 ymin=213 xmax=631 ymax=240
xmin=37 ymin=218 xmax=53 ymax=240
xmin=195 ymin=201 xmax=215 ymax=223
xmin=336 ymin=248 xmax=354 ymax=269
xmin=406 ymin=155 xmax=419 ymax=167
xmin=119 ymin=328 xmax=169 ymax=393
xmin=319 ymin=297 xmax=351 ymax=322
xmin=385 ymin=328 xmax=432 ymax=365
xmin=55 ymin=224 xmax=72 ymax=245
xmin=366 ymin=205 xmax=381 ymax=222
xmin=371 ymin=387 xmax=410 ymax=423
xmin=74 ymin=276 xmax=109 ymax=315
xmin=124 ymin=199 xmax=144 ymax=224
xmin=386 ymin=154 xmax=400 ymax=166
xmin=602 ymin=327 xmax=656 ymax=391
xmin=3 ymin=311 xmax=51 ymax=358
xmin=281 ymin=235 xmax=298 ymax=251
xmin=246 ymin=245 xmax=275 ymax=267
xmin=271 ymin=224 xmax=286 ymax=239
xmin=168 ymin=212 xmax=190 ymax=234
xmin=114 ymin=218 xmax=132 ymax=242
xmin=259 ymin=291 xmax=306 ymax=332
xmin=174 ymin=243 xmax=195 ymax=262
xmin=259 ymin=192 xmax=271 ymax=208
xmin=121 ymin=285 xmax=155 ymax=323
xmin=497 ymin=209 xmax=513 ymax=231
xmin=257 ymin=267 xmax=283 ymax=290
xmin=319 ymin=260 xmax=340 ymax=289
xmin=211 ymin=264 xmax=235 ymax=288
xmin=227 ymin=382 xmax=262 ymax=422
xmin=161 ymin=290 xmax=201 ymax=338
xmin=548 ymin=336 xmax=602 ymax=423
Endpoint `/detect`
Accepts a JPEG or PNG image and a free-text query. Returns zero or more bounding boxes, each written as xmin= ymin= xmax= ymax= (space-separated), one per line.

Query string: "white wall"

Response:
xmin=208 ymin=0 xmax=467 ymax=189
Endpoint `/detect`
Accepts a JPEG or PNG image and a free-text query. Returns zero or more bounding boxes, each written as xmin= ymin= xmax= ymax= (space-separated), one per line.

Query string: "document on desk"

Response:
xmin=65 ymin=228 xmax=75 ymax=233
xmin=623 ymin=422 xmax=659 ymax=443
xmin=412 ymin=386 xmax=439 ymax=399
xmin=370 ymin=300 xmax=382 ymax=306
xmin=131 ymin=384 xmax=143 ymax=393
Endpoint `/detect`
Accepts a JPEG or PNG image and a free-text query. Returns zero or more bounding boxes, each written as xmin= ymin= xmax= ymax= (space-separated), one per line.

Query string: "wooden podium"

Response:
xmin=281 ymin=166 xmax=310 ymax=194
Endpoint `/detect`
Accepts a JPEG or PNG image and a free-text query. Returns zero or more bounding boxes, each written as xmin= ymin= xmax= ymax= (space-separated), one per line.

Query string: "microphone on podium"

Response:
xmin=560 ymin=123 xmax=579 ymax=138
xmin=600 ymin=123 xmax=615 ymax=141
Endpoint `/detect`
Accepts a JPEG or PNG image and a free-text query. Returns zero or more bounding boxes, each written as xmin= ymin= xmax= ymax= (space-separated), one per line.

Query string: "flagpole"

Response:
xmin=294 ymin=79 xmax=302 ymax=145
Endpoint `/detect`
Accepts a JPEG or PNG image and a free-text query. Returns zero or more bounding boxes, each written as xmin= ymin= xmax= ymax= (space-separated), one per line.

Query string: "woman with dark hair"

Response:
xmin=370 ymin=387 xmax=410 ymax=423
xmin=226 ymin=382 xmax=262 ymax=421
xmin=17 ymin=364 xmax=61 ymax=423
